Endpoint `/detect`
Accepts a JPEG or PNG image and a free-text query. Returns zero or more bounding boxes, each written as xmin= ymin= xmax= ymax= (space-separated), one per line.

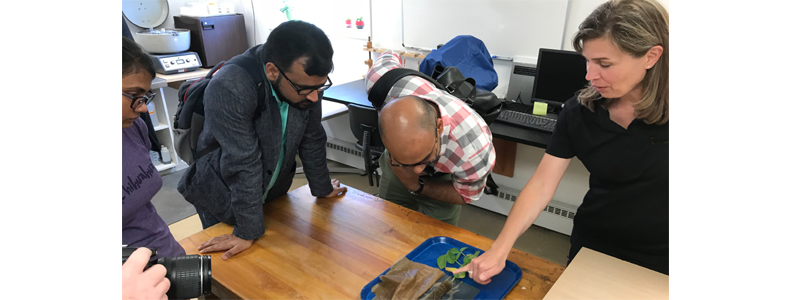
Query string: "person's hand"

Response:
xmin=321 ymin=178 xmax=348 ymax=198
xmin=198 ymin=234 xmax=254 ymax=260
xmin=452 ymin=247 xmax=508 ymax=285
xmin=390 ymin=165 xmax=420 ymax=191
xmin=122 ymin=247 xmax=170 ymax=300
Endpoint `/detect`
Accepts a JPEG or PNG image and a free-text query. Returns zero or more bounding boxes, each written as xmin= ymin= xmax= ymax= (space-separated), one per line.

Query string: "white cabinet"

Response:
xmin=149 ymin=69 xmax=211 ymax=174
xmin=148 ymin=77 xmax=180 ymax=173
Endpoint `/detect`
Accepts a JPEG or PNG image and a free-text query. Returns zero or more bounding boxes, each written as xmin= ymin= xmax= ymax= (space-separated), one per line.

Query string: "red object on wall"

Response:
xmin=356 ymin=17 xmax=364 ymax=29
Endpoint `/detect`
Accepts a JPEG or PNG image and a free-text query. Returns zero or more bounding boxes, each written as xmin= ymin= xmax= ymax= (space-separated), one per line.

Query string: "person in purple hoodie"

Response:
xmin=122 ymin=36 xmax=185 ymax=261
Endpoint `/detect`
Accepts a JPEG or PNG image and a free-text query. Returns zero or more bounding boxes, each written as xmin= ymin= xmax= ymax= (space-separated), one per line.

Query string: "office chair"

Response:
xmin=348 ymin=104 xmax=384 ymax=187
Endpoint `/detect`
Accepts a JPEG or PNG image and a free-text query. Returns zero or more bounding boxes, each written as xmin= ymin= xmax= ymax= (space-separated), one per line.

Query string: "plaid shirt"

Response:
xmin=365 ymin=51 xmax=496 ymax=203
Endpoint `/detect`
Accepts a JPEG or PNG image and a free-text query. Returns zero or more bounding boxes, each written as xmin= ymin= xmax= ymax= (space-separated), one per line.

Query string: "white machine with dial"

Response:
xmin=124 ymin=0 xmax=202 ymax=75
xmin=149 ymin=52 xmax=202 ymax=75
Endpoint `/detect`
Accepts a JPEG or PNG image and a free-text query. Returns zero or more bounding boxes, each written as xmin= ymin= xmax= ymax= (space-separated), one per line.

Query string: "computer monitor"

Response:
xmin=530 ymin=48 xmax=588 ymax=107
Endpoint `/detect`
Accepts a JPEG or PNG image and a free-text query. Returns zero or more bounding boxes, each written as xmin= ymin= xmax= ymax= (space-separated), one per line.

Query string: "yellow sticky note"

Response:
xmin=532 ymin=102 xmax=548 ymax=116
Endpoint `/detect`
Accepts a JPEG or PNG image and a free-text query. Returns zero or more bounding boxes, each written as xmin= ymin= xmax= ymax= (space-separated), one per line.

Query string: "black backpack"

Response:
xmin=367 ymin=65 xmax=503 ymax=125
xmin=366 ymin=66 xmax=502 ymax=195
xmin=173 ymin=55 xmax=267 ymax=164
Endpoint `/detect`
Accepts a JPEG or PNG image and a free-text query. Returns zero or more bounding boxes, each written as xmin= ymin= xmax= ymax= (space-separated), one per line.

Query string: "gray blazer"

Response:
xmin=177 ymin=44 xmax=333 ymax=240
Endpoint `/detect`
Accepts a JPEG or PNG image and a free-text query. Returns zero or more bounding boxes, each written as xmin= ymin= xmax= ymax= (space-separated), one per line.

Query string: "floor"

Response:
xmin=156 ymin=159 xmax=571 ymax=266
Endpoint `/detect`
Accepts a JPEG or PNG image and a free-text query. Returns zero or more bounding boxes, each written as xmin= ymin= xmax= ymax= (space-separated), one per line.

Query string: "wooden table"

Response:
xmin=542 ymin=248 xmax=669 ymax=299
xmin=179 ymin=184 xmax=565 ymax=299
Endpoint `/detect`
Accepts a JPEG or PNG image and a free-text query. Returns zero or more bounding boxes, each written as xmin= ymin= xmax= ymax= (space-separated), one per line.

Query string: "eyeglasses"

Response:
xmin=122 ymin=91 xmax=156 ymax=109
xmin=275 ymin=65 xmax=332 ymax=95
xmin=388 ymin=133 xmax=440 ymax=168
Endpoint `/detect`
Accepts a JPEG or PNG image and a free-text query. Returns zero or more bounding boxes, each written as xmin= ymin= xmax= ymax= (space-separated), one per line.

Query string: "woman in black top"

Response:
xmin=455 ymin=0 xmax=669 ymax=282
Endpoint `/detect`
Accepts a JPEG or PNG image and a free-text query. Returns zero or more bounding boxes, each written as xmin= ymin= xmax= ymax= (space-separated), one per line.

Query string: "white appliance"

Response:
xmin=149 ymin=52 xmax=202 ymax=75
xmin=123 ymin=0 xmax=201 ymax=74
xmin=134 ymin=28 xmax=191 ymax=54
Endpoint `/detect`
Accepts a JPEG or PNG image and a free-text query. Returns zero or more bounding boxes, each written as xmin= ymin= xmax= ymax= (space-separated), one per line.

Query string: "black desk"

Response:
xmin=322 ymin=79 xmax=551 ymax=149
xmin=322 ymin=79 xmax=372 ymax=107
xmin=490 ymin=102 xmax=554 ymax=149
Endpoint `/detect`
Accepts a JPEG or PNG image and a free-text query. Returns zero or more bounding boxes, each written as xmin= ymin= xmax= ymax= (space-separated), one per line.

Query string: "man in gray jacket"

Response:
xmin=177 ymin=20 xmax=347 ymax=260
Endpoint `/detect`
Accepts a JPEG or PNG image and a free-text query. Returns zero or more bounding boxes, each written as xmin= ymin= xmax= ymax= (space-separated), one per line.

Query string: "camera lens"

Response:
xmin=157 ymin=254 xmax=212 ymax=299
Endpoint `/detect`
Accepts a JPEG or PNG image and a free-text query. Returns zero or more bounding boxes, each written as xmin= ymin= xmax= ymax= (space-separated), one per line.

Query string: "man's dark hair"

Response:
xmin=122 ymin=36 xmax=156 ymax=79
xmin=263 ymin=20 xmax=334 ymax=77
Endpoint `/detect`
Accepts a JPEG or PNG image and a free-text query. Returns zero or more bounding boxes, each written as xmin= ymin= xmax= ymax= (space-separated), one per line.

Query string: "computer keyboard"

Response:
xmin=495 ymin=110 xmax=557 ymax=133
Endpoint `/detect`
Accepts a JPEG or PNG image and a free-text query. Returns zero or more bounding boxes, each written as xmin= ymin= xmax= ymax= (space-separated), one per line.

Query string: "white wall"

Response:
xmin=562 ymin=0 xmax=670 ymax=50
xmin=372 ymin=0 xmax=673 ymax=52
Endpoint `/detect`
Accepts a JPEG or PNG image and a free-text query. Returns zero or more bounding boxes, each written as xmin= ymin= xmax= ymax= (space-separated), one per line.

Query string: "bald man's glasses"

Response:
xmin=388 ymin=134 xmax=440 ymax=167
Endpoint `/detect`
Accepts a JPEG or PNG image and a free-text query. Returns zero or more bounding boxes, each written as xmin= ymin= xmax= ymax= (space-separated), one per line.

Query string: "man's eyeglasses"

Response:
xmin=388 ymin=134 xmax=440 ymax=168
xmin=275 ymin=65 xmax=332 ymax=95
xmin=122 ymin=91 xmax=156 ymax=110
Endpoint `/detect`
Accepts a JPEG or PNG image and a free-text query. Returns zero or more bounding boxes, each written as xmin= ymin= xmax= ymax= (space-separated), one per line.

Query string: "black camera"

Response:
xmin=122 ymin=246 xmax=212 ymax=299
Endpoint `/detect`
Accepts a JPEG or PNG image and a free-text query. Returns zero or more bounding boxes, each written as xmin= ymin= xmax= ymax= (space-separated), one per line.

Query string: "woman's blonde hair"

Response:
xmin=572 ymin=0 xmax=669 ymax=125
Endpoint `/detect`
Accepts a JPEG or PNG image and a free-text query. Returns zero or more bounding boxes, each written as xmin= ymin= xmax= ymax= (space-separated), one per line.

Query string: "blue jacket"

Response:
xmin=177 ymin=44 xmax=333 ymax=240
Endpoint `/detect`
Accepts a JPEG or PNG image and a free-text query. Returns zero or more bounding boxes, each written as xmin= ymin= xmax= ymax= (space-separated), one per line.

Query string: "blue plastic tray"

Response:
xmin=360 ymin=236 xmax=522 ymax=300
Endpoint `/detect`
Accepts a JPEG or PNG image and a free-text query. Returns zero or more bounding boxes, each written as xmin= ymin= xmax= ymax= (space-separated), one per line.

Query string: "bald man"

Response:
xmin=366 ymin=51 xmax=496 ymax=225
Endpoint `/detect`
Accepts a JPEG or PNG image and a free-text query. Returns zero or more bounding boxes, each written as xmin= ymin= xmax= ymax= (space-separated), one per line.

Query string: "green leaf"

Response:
xmin=460 ymin=247 xmax=468 ymax=253
xmin=437 ymin=255 xmax=446 ymax=269
xmin=446 ymin=248 xmax=458 ymax=263
xmin=474 ymin=250 xmax=481 ymax=256
xmin=462 ymin=254 xmax=475 ymax=266
xmin=455 ymin=272 xmax=466 ymax=279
